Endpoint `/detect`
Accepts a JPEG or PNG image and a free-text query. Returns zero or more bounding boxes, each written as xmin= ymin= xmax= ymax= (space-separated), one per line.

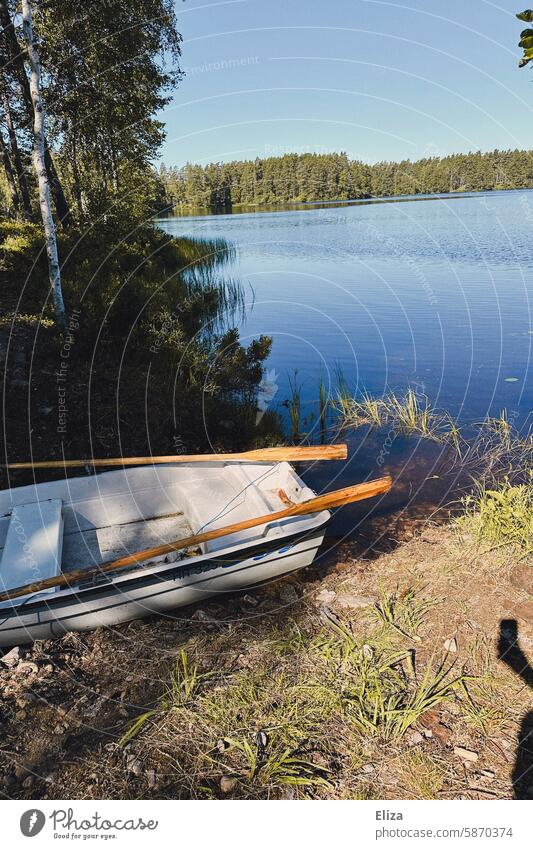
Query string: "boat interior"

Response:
xmin=0 ymin=462 xmax=315 ymax=603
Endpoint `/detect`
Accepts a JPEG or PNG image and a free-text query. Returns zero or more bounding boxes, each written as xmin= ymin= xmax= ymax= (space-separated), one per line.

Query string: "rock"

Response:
xmin=242 ymin=594 xmax=258 ymax=607
xmin=0 ymin=647 xmax=21 ymax=668
xmin=407 ymin=730 xmax=424 ymax=745
xmin=315 ymin=589 xmax=336 ymax=605
xmin=216 ymin=738 xmax=227 ymax=754
xmin=278 ymin=584 xmax=299 ymax=605
xmin=336 ymin=594 xmax=375 ymax=610
xmin=22 ymin=775 xmax=34 ymax=788
xmin=281 ymin=787 xmax=296 ymax=800
xmin=418 ymin=709 xmax=452 ymax=745
xmin=479 ymin=769 xmax=495 ymax=780
xmin=454 ymin=746 xmax=479 ymax=763
xmin=146 ymin=769 xmax=157 ymax=789
xmin=220 ymin=775 xmax=237 ymax=793
xmin=256 ymin=731 xmax=268 ymax=751
xmin=15 ymin=710 xmax=27 ymax=721
xmin=510 ymin=564 xmax=533 ymax=595
xmin=191 ymin=609 xmax=217 ymax=623
xmin=444 ymin=637 xmax=457 ymax=653
xmin=126 ymin=756 xmax=142 ymax=777
xmin=16 ymin=661 xmax=38 ymax=675
xmin=362 ymin=763 xmax=375 ymax=774
xmin=362 ymin=644 xmax=373 ymax=661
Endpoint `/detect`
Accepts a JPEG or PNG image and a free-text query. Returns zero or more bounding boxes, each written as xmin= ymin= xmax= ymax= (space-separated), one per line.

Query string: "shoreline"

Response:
xmin=160 ymin=186 xmax=533 ymax=220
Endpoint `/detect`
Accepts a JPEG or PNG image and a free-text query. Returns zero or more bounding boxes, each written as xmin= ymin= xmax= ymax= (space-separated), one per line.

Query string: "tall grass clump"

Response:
xmin=458 ymin=476 xmax=533 ymax=553
xmin=318 ymin=375 xmax=328 ymax=440
xmin=335 ymin=386 xmax=446 ymax=440
xmin=288 ymin=370 xmax=303 ymax=443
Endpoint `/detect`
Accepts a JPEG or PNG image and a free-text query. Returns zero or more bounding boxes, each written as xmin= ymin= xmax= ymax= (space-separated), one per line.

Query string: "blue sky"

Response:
xmin=160 ymin=0 xmax=533 ymax=167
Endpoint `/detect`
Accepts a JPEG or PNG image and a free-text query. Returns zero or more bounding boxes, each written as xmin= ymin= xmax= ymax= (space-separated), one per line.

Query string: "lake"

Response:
xmin=158 ymin=191 xmax=533 ymax=536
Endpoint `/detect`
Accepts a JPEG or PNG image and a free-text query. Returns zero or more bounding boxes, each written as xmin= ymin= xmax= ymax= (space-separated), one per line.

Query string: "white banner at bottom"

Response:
xmin=1 ymin=799 xmax=530 ymax=848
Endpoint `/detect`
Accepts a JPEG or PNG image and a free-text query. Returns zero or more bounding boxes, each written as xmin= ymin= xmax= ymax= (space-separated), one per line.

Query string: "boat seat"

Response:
xmin=0 ymin=499 xmax=63 ymax=598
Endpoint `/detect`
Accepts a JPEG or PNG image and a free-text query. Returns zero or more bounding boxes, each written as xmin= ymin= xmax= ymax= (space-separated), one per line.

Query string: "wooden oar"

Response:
xmin=0 ymin=475 xmax=392 ymax=604
xmin=5 ymin=443 xmax=348 ymax=470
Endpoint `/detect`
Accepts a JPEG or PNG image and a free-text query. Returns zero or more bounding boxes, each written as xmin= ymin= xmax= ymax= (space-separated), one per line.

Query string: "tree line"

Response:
xmin=159 ymin=149 xmax=533 ymax=213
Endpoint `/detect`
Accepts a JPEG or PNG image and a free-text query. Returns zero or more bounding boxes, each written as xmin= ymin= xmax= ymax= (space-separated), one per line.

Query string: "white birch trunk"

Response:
xmin=21 ymin=0 xmax=67 ymax=331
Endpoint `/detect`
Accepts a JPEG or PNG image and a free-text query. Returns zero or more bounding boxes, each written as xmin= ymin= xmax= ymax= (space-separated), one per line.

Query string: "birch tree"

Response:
xmin=21 ymin=0 xmax=67 ymax=331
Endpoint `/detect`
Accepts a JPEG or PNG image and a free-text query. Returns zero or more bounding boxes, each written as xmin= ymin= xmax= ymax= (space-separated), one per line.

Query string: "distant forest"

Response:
xmin=158 ymin=149 xmax=533 ymax=212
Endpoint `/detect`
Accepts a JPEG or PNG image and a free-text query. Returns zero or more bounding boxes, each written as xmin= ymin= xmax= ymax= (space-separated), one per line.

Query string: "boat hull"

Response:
xmin=0 ymin=526 xmax=326 ymax=646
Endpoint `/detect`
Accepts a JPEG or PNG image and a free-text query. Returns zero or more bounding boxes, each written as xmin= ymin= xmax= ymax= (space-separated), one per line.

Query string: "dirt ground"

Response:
xmin=1 ymin=520 xmax=532 ymax=801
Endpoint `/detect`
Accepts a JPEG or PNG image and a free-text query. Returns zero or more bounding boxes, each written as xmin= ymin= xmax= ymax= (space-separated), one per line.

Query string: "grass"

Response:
xmin=458 ymin=477 xmax=533 ymax=553
xmin=318 ymin=375 xmax=328 ymax=438
xmin=288 ymin=370 xmax=303 ymax=443
xmin=371 ymin=586 xmax=437 ymax=642
xmin=119 ymin=588 xmax=467 ymax=798
xmin=394 ymin=749 xmax=447 ymax=799
xmin=334 ymin=386 xmax=448 ymax=441
xmin=334 ymin=383 xmax=533 ymax=502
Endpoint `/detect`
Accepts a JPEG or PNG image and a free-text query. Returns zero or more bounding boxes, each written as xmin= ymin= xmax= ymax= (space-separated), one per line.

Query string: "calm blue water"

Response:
xmin=159 ymin=190 xmax=533 ymax=432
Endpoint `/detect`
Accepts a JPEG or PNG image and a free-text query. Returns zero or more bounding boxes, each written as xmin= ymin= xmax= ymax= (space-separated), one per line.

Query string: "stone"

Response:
xmin=242 ymin=594 xmax=259 ymax=607
xmin=15 ymin=661 xmax=38 ymax=675
xmin=22 ymin=775 xmax=34 ymax=788
xmin=407 ymin=730 xmax=424 ymax=745
xmin=479 ymin=769 xmax=495 ymax=780
xmin=336 ymin=594 xmax=375 ymax=610
xmin=362 ymin=763 xmax=375 ymax=774
xmin=418 ymin=709 xmax=452 ymax=745
xmin=15 ymin=710 xmax=27 ymax=721
xmin=0 ymin=647 xmax=21 ymax=668
xmin=278 ymin=584 xmax=299 ymax=604
xmin=126 ymin=756 xmax=142 ymax=777
xmin=191 ymin=609 xmax=217 ymax=623
xmin=315 ymin=589 xmax=336 ymax=605
xmin=362 ymin=644 xmax=373 ymax=660
xmin=510 ymin=564 xmax=533 ymax=595
xmin=454 ymin=747 xmax=479 ymax=763
xmin=220 ymin=776 xmax=237 ymax=793
xmin=444 ymin=637 xmax=457 ymax=653
xmin=146 ymin=769 xmax=157 ymax=789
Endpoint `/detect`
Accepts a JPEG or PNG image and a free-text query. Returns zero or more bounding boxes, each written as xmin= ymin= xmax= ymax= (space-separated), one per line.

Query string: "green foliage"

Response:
xmin=287 ymin=370 xmax=303 ymax=442
xmin=312 ymin=625 xmax=463 ymax=740
xmin=517 ymin=11 xmax=533 ymax=64
xmin=371 ymin=587 xmax=436 ymax=642
xmin=459 ymin=478 xmax=533 ymax=551
xmin=1 ymin=218 xmax=280 ymax=460
xmin=36 ymin=0 xmax=182 ymax=219
xmin=158 ymin=149 xmax=533 ymax=212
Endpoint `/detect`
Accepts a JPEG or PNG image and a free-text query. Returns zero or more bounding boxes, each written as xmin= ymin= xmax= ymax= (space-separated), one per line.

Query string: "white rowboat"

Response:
xmin=0 ymin=460 xmax=391 ymax=646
